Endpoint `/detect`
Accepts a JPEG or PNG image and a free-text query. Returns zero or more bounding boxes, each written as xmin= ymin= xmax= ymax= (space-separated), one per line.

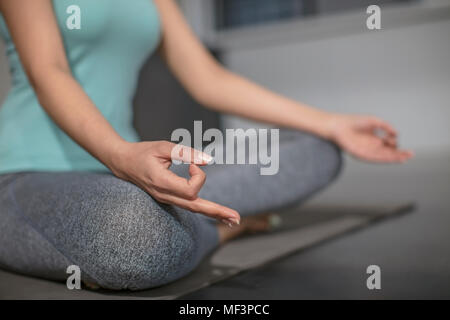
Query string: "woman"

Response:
xmin=0 ymin=0 xmax=412 ymax=290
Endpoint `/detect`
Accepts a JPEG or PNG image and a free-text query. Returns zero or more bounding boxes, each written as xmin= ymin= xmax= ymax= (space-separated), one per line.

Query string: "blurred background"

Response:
xmin=1 ymin=0 xmax=449 ymax=299
xmin=1 ymin=0 xmax=449 ymax=152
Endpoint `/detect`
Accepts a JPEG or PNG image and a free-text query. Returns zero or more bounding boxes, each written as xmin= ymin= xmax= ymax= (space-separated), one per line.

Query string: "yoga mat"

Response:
xmin=0 ymin=203 xmax=414 ymax=300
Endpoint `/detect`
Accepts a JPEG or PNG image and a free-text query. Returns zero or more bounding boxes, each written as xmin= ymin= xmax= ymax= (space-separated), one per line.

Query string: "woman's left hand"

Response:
xmin=327 ymin=114 xmax=414 ymax=163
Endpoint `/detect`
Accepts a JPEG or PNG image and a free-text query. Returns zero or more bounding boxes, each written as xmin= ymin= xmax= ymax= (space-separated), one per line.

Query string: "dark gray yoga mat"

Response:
xmin=0 ymin=203 xmax=414 ymax=299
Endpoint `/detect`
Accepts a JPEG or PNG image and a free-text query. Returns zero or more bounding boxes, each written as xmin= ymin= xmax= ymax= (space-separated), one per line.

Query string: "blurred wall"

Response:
xmin=219 ymin=8 xmax=450 ymax=152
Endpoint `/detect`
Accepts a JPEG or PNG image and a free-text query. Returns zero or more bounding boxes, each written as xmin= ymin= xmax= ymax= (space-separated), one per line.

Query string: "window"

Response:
xmin=215 ymin=0 xmax=418 ymax=30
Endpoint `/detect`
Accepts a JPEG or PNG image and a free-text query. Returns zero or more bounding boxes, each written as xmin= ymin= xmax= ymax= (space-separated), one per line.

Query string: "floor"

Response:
xmin=183 ymin=151 xmax=450 ymax=299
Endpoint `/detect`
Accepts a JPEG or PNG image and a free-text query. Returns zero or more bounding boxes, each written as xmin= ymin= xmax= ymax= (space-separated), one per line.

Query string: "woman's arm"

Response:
xmin=0 ymin=0 xmax=240 ymax=224
xmin=155 ymin=0 xmax=413 ymax=163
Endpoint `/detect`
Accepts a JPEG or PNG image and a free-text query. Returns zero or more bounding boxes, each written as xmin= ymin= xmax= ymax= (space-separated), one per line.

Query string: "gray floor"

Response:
xmin=183 ymin=151 xmax=450 ymax=299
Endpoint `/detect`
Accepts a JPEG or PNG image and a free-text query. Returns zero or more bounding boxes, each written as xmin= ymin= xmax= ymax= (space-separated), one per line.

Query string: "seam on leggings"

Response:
xmin=6 ymin=174 xmax=100 ymax=284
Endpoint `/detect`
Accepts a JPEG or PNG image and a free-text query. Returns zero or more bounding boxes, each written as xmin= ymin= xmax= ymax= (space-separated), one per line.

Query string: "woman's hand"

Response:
xmin=327 ymin=114 xmax=413 ymax=163
xmin=108 ymin=141 xmax=240 ymax=225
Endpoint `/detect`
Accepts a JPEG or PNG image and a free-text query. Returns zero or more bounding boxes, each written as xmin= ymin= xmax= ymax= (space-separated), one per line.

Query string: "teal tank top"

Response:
xmin=0 ymin=0 xmax=161 ymax=174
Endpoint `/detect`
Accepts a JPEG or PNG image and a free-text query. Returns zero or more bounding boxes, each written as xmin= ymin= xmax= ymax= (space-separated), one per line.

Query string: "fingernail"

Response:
xmin=223 ymin=218 xmax=239 ymax=226
xmin=200 ymin=152 xmax=213 ymax=163
xmin=221 ymin=219 xmax=233 ymax=227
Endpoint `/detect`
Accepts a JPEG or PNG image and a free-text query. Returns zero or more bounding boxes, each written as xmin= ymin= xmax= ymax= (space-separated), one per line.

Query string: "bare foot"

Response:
xmin=217 ymin=214 xmax=281 ymax=245
xmin=83 ymin=281 xmax=100 ymax=290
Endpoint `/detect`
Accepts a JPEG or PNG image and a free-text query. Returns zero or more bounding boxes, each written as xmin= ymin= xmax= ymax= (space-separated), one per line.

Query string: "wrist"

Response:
xmin=104 ymin=139 xmax=133 ymax=176
xmin=317 ymin=112 xmax=343 ymax=141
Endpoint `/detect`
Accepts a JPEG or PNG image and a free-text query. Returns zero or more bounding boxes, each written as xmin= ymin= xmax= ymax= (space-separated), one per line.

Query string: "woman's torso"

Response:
xmin=0 ymin=0 xmax=161 ymax=174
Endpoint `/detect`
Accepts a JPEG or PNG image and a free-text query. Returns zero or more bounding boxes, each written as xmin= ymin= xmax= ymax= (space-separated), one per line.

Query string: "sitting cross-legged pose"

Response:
xmin=0 ymin=0 xmax=412 ymax=290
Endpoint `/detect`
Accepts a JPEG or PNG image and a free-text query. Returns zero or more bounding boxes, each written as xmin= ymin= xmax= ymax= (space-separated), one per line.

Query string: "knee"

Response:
xmin=81 ymin=182 xmax=199 ymax=290
xmin=285 ymin=132 xmax=343 ymax=189
xmin=312 ymin=137 xmax=343 ymax=187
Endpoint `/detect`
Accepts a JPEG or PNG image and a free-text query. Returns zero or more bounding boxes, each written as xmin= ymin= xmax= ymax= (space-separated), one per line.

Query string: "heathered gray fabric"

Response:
xmin=0 ymin=130 xmax=342 ymax=290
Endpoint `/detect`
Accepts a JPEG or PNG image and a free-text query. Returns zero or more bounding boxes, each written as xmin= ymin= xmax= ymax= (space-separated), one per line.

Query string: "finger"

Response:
xmin=152 ymin=169 xmax=199 ymax=200
xmin=360 ymin=148 xmax=413 ymax=163
xmin=160 ymin=142 xmax=212 ymax=165
xmin=393 ymin=149 xmax=414 ymax=162
xmin=369 ymin=117 xmax=398 ymax=137
xmin=383 ymin=136 xmax=397 ymax=148
xmin=187 ymin=164 xmax=207 ymax=192
xmin=157 ymin=193 xmax=241 ymax=223
xmin=379 ymin=145 xmax=413 ymax=161
xmin=376 ymin=150 xmax=408 ymax=163
xmin=155 ymin=164 xmax=207 ymax=200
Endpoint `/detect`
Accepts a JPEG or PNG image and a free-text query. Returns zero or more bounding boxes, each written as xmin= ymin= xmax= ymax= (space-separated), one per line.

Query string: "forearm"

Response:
xmin=198 ymin=68 xmax=336 ymax=139
xmin=32 ymin=69 xmax=127 ymax=168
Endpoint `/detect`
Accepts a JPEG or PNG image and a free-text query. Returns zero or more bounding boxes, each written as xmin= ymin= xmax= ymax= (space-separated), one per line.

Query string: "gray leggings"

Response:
xmin=0 ymin=130 xmax=342 ymax=290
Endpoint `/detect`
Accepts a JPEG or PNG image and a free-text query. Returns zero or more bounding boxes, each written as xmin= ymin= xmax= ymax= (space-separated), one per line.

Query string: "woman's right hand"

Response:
xmin=108 ymin=141 xmax=240 ymax=226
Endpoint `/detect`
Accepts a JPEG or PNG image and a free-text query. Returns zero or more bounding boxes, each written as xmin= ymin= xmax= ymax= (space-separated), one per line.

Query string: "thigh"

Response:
xmin=0 ymin=172 xmax=218 ymax=290
xmin=195 ymin=129 xmax=343 ymax=216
